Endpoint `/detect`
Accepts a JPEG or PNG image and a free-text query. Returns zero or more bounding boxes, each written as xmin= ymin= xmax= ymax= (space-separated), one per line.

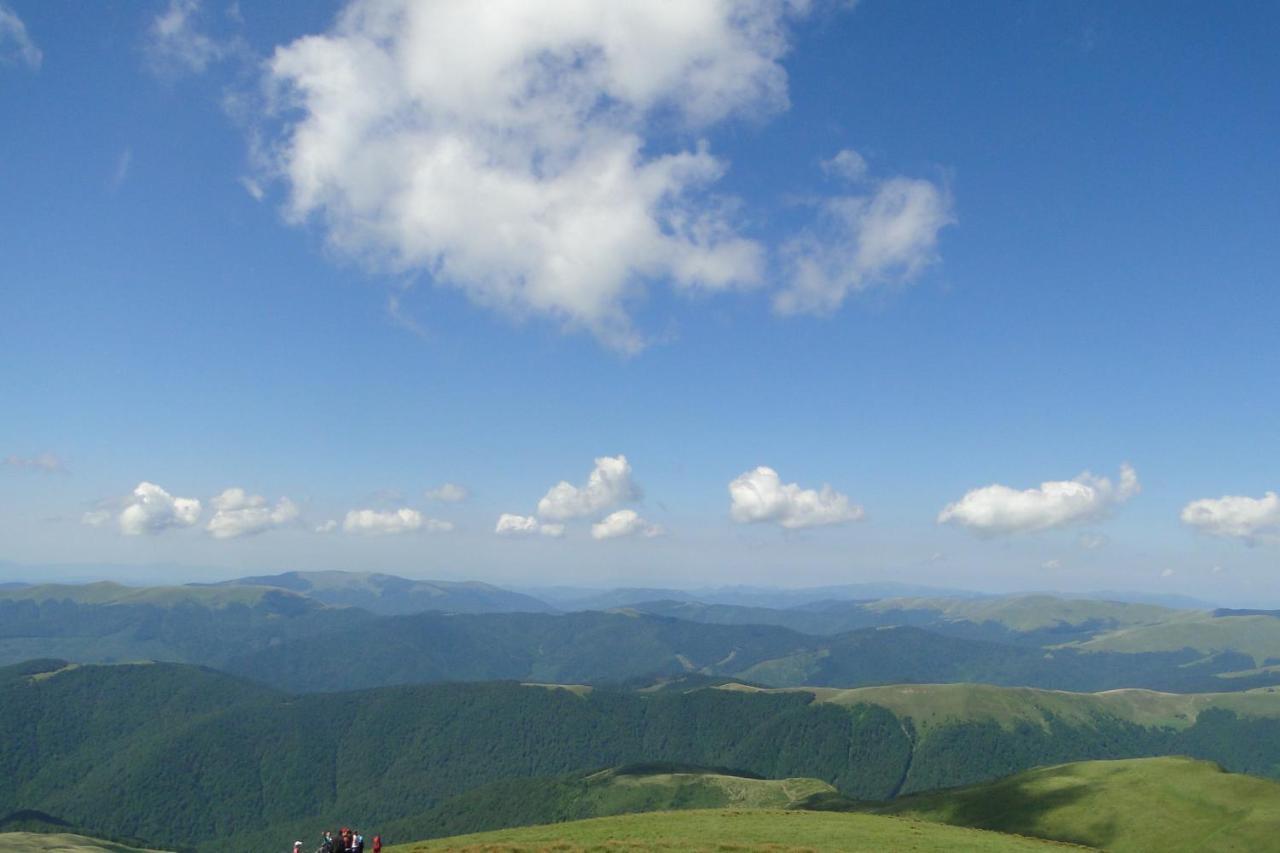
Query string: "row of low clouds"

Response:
xmin=81 ymin=481 xmax=467 ymax=540
xmin=122 ymin=0 xmax=954 ymax=352
xmin=47 ymin=457 xmax=1280 ymax=546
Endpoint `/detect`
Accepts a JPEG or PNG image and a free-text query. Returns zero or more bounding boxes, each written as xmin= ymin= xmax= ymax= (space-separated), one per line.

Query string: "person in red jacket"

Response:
xmin=372 ymin=835 xmax=381 ymax=853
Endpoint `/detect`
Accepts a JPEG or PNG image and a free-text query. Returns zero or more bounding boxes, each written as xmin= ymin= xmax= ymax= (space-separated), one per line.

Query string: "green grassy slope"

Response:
xmin=0 ymin=833 xmax=166 ymax=852
xmin=380 ymin=765 xmax=835 ymax=842
xmin=863 ymin=595 xmax=1176 ymax=633
xmin=865 ymin=756 xmax=1280 ymax=852
xmin=1077 ymin=612 xmax=1280 ymax=667
xmin=387 ymin=809 xmax=1069 ymax=852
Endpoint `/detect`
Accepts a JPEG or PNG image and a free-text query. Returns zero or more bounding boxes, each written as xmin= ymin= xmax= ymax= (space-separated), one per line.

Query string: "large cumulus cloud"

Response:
xmin=938 ymin=464 xmax=1140 ymax=536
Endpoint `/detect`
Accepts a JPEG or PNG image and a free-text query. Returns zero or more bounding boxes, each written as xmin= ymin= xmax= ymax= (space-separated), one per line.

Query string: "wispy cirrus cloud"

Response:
xmin=776 ymin=151 xmax=954 ymax=315
xmin=0 ymin=2 xmax=42 ymax=70
xmin=3 ymin=452 xmax=65 ymax=473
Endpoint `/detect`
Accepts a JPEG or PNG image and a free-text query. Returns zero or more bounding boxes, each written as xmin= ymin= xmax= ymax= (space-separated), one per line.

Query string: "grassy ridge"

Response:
xmin=866 ymin=756 xmax=1280 ymax=852
xmin=379 ymin=765 xmax=835 ymax=842
xmin=1077 ymin=612 xmax=1280 ymax=666
xmin=0 ymin=833 xmax=166 ymax=852
xmin=386 ymin=809 xmax=1068 ymax=852
xmin=727 ymin=681 xmax=1280 ymax=730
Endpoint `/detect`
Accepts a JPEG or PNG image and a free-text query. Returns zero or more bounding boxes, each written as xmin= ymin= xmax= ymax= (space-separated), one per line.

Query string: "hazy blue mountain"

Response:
xmin=526 ymin=583 xmax=983 ymax=611
xmin=0 ymin=581 xmax=351 ymax=667
xmin=202 ymin=570 xmax=556 ymax=615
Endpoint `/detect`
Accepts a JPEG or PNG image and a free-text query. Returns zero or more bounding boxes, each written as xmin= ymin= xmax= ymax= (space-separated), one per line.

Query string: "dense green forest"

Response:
xmin=5 ymin=660 xmax=1280 ymax=851
xmin=7 ymin=580 xmax=1278 ymax=693
xmin=226 ymin=610 xmax=1279 ymax=694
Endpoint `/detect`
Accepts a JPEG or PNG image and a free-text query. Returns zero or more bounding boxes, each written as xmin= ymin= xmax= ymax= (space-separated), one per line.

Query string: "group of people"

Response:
xmin=293 ymin=828 xmax=380 ymax=853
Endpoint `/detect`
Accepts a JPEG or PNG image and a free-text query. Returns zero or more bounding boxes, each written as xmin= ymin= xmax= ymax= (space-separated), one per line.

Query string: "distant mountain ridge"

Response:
xmin=201 ymin=570 xmax=557 ymax=615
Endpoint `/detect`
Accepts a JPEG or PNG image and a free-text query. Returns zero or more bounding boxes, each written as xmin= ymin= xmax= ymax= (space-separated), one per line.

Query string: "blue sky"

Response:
xmin=2 ymin=0 xmax=1278 ymax=602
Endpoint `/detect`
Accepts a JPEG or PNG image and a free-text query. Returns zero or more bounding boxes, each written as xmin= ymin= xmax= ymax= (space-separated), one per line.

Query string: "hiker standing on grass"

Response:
xmin=353 ymin=832 xmax=365 ymax=853
xmin=372 ymin=835 xmax=381 ymax=853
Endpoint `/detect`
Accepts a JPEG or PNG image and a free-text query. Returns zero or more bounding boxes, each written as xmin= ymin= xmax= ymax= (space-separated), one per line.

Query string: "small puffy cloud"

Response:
xmin=3 ymin=452 xmax=64 ymax=473
xmin=1041 ymin=559 xmax=1062 ymax=570
xmin=107 ymin=481 xmax=202 ymax=536
xmin=728 ymin=466 xmax=865 ymax=530
xmin=1160 ymin=568 xmax=1176 ymax=579
xmin=426 ymin=482 xmax=469 ymax=503
xmin=495 ymin=513 xmax=564 ymax=538
xmin=255 ymin=0 xmax=811 ymax=349
xmin=938 ymin=464 xmax=1140 ymax=537
xmin=342 ymin=507 xmax=452 ymax=535
xmin=1180 ymin=492 xmax=1280 ymax=545
xmin=146 ymin=0 xmax=244 ymax=76
xmin=822 ymin=148 xmax=868 ymax=182
xmin=537 ymin=455 xmax=640 ymax=522
xmin=315 ymin=519 xmax=338 ymax=534
xmin=205 ymin=487 xmax=300 ymax=539
xmin=775 ymin=161 xmax=955 ymax=315
xmin=0 ymin=3 xmax=42 ymax=70
xmin=591 ymin=509 xmax=662 ymax=540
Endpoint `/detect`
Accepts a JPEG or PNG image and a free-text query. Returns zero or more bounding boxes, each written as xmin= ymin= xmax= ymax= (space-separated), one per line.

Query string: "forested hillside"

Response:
xmin=7 ymin=660 xmax=1280 ymax=850
xmin=225 ymin=609 xmax=1280 ymax=694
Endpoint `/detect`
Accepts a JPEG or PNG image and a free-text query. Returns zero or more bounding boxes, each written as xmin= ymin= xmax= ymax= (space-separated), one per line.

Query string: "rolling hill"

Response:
xmin=384 ymin=809 xmax=1067 ymax=852
xmin=858 ymin=756 xmax=1280 ymax=852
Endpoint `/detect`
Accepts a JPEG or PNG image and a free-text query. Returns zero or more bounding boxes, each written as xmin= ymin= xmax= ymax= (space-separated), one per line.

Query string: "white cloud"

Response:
xmin=822 ymin=148 xmax=868 ymax=182
xmin=1180 ymin=492 xmax=1280 ymax=545
xmin=205 ymin=487 xmax=300 ymax=539
xmin=342 ymin=507 xmax=452 ymax=535
xmin=426 ymin=482 xmax=469 ymax=503
xmin=146 ymin=0 xmax=243 ymax=75
xmin=315 ymin=519 xmax=338 ymax=534
xmin=728 ymin=466 xmax=864 ymax=529
xmin=255 ymin=0 xmax=814 ymax=349
xmin=591 ymin=509 xmax=662 ymax=540
xmin=776 ymin=169 xmax=954 ymax=315
xmin=1078 ymin=532 xmax=1108 ymax=550
xmin=1041 ymin=559 xmax=1062 ymax=570
xmin=108 ymin=481 xmax=202 ymax=536
xmin=938 ymin=464 xmax=1140 ymax=536
xmin=3 ymin=452 xmax=64 ymax=473
xmin=0 ymin=2 xmax=42 ymax=70
xmin=1160 ymin=568 xmax=1176 ymax=579
xmin=537 ymin=455 xmax=639 ymax=521
xmin=495 ymin=513 xmax=564 ymax=538
xmin=81 ymin=509 xmax=112 ymax=527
